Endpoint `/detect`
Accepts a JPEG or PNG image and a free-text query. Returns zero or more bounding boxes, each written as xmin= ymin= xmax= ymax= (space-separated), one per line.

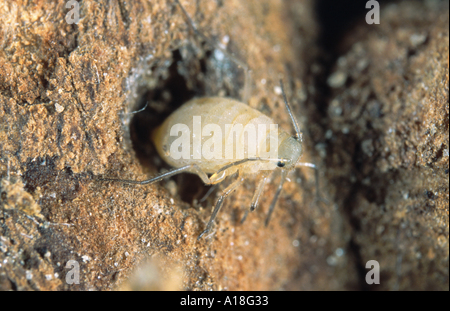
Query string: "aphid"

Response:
xmin=101 ymin=0 xmax=324 ymax=240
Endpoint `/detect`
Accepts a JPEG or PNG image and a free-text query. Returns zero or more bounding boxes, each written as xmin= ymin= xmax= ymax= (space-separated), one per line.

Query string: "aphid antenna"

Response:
xmin=280 ymin=80 xmax=328 ymax=205
xmin=279 ymin=79 xmax=303 ymax=143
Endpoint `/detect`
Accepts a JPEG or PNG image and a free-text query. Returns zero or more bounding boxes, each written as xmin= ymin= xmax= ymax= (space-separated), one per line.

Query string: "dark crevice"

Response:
xmin=129 ymin=49 xmax=209 ymax=205
xmin=313 ymin=0 xmax=399 ymax=290
xmin=315 ymin=0 xmax=369 ymax=52
xmin=348 ymin=238 xmax=371 ymax=290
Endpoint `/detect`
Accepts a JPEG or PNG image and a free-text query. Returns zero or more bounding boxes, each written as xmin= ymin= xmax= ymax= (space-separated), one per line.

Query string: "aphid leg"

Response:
xmin=296 ymin=162 xmax=328 ymax=204
xmin=99 ymin=164 xmax=211 ymax=186
xmin=241 ymin=171 xmax=271 ymax=224
xmin=174 ymin=0 xmax=251 ymax=103
xmin=198 ymin=175 xmax=245 ymax=240
xmin=265 ymin=169 xmax=289 ymax=226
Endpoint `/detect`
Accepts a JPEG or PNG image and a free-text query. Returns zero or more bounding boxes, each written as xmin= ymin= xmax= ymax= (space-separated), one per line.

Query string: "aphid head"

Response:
xmin=277 ymin=136 xmax=303 ymax=169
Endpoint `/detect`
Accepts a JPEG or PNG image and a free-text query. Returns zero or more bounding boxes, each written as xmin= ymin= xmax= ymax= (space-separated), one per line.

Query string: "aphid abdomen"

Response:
xmin=152 ymin=97 xmax=281 ymax=173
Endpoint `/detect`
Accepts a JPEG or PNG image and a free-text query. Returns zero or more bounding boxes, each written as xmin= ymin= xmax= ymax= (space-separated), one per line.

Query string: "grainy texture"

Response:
xmin=316 ymin=0 xmax=449 ymax=290
xmin=0 ymin=0 xmax=448 ymax=291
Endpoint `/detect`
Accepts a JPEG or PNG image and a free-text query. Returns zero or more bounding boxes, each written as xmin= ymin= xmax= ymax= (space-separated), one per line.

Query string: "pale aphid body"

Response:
xmin=152 ymin=97 xmax=297 ymax=178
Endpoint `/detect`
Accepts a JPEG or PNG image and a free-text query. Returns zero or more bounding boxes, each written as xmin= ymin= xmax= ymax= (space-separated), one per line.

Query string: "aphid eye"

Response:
xmin=277 ymin=161 xmax=285 ymax=168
